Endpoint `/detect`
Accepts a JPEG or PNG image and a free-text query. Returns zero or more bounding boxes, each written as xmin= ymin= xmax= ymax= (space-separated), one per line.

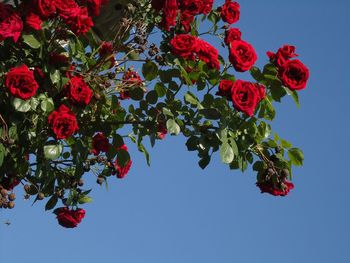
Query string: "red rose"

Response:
xmin=231 ymin=80 xmax=266 ymax=116
xmin=66 ymin=76 xmax=93 ymax=106
xmin=0 ymin=176 xmax=20 ymax=191
xmin=170 ymin=34 xmax=198 ymax=60
xmin=91 ymin=133 xmax=109 ymax=155
xmin=81 ymin=0 xmax=105 ymax=17
xmin=25 ymin=12 xmax=42 ymax=31
xmin=0 ymin=3 xmax=23 ymax=42
xmin=157 ymin=123 xmax=167 ymax=139
xmin=180 ymin=11 xmax=194 ymax=32
xmin=5 ymin=65 xmax=39 ymax=100
xmin=55 ymin=0 xmax=80 ymax=20
xmin=120 ymin=70 xmax=143 ymax=100
xmin=179 ymin=0 xmax=213 ymax=15
xmin=151 ymin=0 xmax=164 ymax=11
xmin=224 ymin=27 xmax=241 ymax=45
xmin=63 ymin=7 xmax=93 ymax=36
xmin=279 ymin=59 xmax=309 ymax=91
xmin=267 ymin=45 xmax=298 ymax=68
xmin=160 ymin=0 xmax=178 ymax=31
xmin=49 ymin=52 xmax=69 ymax=66
xmin=196 ymin=39 xmax=220 ymax=70
xmin=99 ymin=42 xmax=115 ymax=67
xmin=256 ymin=181 xmax=294 ymax=196
xmin=48 ymin=105 xmax=79 ymax=139
xmin=54 ymin=207 xmax=86 ymax=228
xmin=217 ymin=79 xmax=234 ymax=99
xmin=113 ymin=144 xmax=132 ymax=179
xmin=35 ymin=0 xmax=56 ymax=18
xmin=229 ymin=40 xmax=257 ymax=72
xmin=220 ymin=0 xmax=240 ymax=24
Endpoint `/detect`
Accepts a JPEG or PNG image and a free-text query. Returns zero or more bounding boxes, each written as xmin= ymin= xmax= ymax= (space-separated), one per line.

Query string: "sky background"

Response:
xmin=1 ymin=0 xmax=350 ymax=262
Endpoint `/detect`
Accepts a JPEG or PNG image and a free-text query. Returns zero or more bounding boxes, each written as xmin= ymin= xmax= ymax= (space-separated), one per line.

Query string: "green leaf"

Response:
xmin=288 ymin=148 xmax=304 ymax=166
xmin=117 ymin=149 xmax=130 ymax=167
xmin=30 ymin=97 xmax=40 ymax=110
xmin=22 ymin=34 xmax=41 ymax=49
xmin=12 ymin=98 xmax=31 ymax=112
xmin=284 ymin=87 xmax=300 ymax=108
xmin=50 ymin=70 xmax=61 ymax=84
xmin=40 ymin=98 xmax=55 ymax=112
xmin=45 ymin=195 xmax=58 ymax=211
xmin=155 ymin=83 xmax=167 ymax=97
xmin=281 ymin=139 xmax=292 ymax=148
xmin=250 ymin=66 xmax=262 ymax=81
xmin=129 ymin=87 xmax=144 ymax=101
xmin=184 ymin=92 xmax=203 ymax=109
xmin=220 ymin=141 xmax=234 ymax=164
xmin=0 ymin=143 xmax=5 ymax=167
xmin=198 ymin=155 xmax=210 ymax=169
xmin=198 ymin=108 xmax=221 ymax=120
xmin=146 ymin=90 xmax=158 ymax=104
xmin=138 ymin=141 xmax=151 ymax=166
xmin=78 ymin=195 xmax=93 ymax=204
xmin=142 ymin=61 xmax=158 ymax=81
xmin=166 ymin=119 xmax=180 ymax=135
xmin=44 ymin=144 xmax=63 ymax=160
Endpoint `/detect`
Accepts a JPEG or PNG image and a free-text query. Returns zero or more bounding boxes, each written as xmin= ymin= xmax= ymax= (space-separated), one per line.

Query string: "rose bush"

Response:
xmin=0 ymin=0 xmax=309 ymax=228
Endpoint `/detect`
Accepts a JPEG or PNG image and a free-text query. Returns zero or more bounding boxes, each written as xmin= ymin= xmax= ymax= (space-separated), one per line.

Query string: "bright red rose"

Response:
xmin=0 ymin=3 xmax=23 ymax=42
xmin=217 ymin=79 xmax=234 ymax=99
xmin=63 ymin=7 xmax=93 ymax=35
xmin=48 ymin=105 xmax=79 ymax=139
xmin=256 ymin=181 xmax=294 ymax=196
xmin=113 ymin=144 xmax=132 ymax=179
xmin=5 ymin=65 xmax=39 ymax=100
xmin=196 ymin=39 xmax=220 ymax=70
xmin=180 ymin=11 xmax=194 ymax=32
xmin=54 ymin=207 xmax=86 ymax=228
xmin=267 ymin=45 xmax=298 ymax=68
xmin=220 ymin=0 xmax=240 ymax=24
xmin=224 ymin=27 xmax=241 ymax=45
xmin=170 ymin=34 xmax=198 ymax=60
xmin=160 ymin=0 xmax=178 ymax=31
xmin=179 ymin=0 xmax=213 ymax=15
xmin=35 ymin=0 xmax=56 ymax=18
xmin=279 ymin=59 xmax=309 ymax=91
xmin=231 ymin=80 xmax=266 ymax=116
xmin=229 ymin=40 xmax=257 ymax=72
xmin=91 ymin=132 xmax=109 ymax=155
xmin=55 ymin=0 xmax=80 ymax=20
xmin=25 ymin=12 xmax=42 ymax=31
xmin=66 ymin=76 xmax=93 ymax=106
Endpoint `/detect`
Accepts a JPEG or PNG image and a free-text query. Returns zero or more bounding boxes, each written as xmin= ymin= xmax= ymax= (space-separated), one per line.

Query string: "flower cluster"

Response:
xmin=54 ymin=207 xmax=86 ymax=228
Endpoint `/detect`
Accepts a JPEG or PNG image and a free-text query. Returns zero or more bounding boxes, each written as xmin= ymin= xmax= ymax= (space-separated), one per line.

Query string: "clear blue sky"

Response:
xmin=1 ymin=1 xmax=350 ymax=262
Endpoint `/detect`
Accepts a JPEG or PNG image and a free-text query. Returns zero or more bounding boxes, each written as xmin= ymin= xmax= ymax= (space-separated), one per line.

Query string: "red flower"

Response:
xmin=113 ymin=144 xmax=132 ymax=179
xmin=55 ymin=0 xmax=80 ymax=20
xmin=92 ymin=133 xmax=109 ymax=155
xmin=0 ymin=176 xmax=20 ymax=191
xmin=63 ymin=7 xmax=94 ymax=36
xmin=179 ymin=0 xmax=214 ymax=15
xmin=160 ymin=0 xmax=178 ymax=31
xmin=256 ymin=181 xmax=294 ymax=196
xmin=49 ymin=52 xmax=69 ymax=65
xmin=34 ymin=0 xmax=56 ymax=18
xmin=196 ymin=39 xmax=220 ymax=70
xmin=179 ymin=11 xmax=194 ymax=32
xmin=217 ymin=79 xmax=234 ymax=99
xmin=224 ymin=27 xmax=241 ymax=45
xmin=267 ymin=45 xmax=298 ymax=68
xmin=66 ymin=76 xmax=93 ymax=106
xmin=120 ymin=70 xmax=143 ymax=100
xmin=5 ymin=65 xmax=39 ymax=100
xmin=99 ymin=42 xmax=115 ymax=67
xmin=0 ymin=3 xmax=23 ymax=43
xmin=231 ymin=80 xmax=266 ymax=116
xmin=54 ymin=207 xmax=86 ymax=228
xmin=48 ymin=105 xmax=79 ymax=139
xmin=220 ymin=0 xmax=240 ymax=24
xmin=170 ymin=34 xmax=198 ymax=60
xmin=25 ymin=12 xmax=42 ymax=31
xmin=81 ymin=0 xmax=105 ymax=17
xmin=229 ymin=40 xmax=257 ymax=72
xmin=151 ymin=0 xmax=164 ymax=11
xmin=157 ymin=123 xmax=168 ymax=139
xmin=279 ymin=59 xmax=309 ymax=91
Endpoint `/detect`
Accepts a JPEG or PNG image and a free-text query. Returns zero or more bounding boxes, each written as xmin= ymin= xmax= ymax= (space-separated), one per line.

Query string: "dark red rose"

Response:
xmin=91 ymin=133 xmax=109 ymax=155
xmin=160 ymin=0 xmax=178 ymax=31
xmin=151 ymin=0 xmax=164 ymax=11
xmin=120 ymin=70 xmax=143 ymax=100
xmin=170 ymin=34 xmax=198 ymax=60
xmin=157 ymin=123 xmax=167 ymax=139
xmin=5 ymin=65 xmax=39 ymax=100
xmin=54 ymin=207 xmax=86 ymax=228
xmin=55 ymin=0 xmax=80 ymax=20
xmin=66 ymin=76 xmax=93 ymax=106
xmin=99 ymin=42 xmax=115 ymax=67
xmin=279 ymin=59 xmax=309 ymax=91
xmin=217 ymin=79 xmax=234 ymax=99
xmin=49 ymin=52 xmax=69 ymax=66
xmin=220 ymin=0 xmax=240 ymax=24
xmin=0 ymin=3 xmax=23 ymax=42
xmin=113 ymin=144 xmax=132 ymax=179
xmin=180 ymin=11 xmax=194 ymax=32
xmin=25 ymin=12 xmax=42 ymax=31
xmin=231 ymin=80 xmax=266 ymax=116
xmin=63 ymin=7 xmax=93 ymax=36
xmin=81 ymin=0 xmax=105 ymax=17
xmin=224 ymin=27 xmax=241 ymax=45
xmin=34 ymin=67 xmax=45 ymax=81
xmin=48 ymin=105 xmax=79 ymax=139
xmin=1 ymin=176 xmax=20 ymax=191
xmin=179 ymin=0 xmax=213 ymax=15
xmin=196 ymin=39 xmax=220 ymax=70
xmin=229 ymin=40 xmax=257 ymax=72
xmin=35 ymin=0 xmax=56 ymax=18
xmin=256 ymin=181 xmax=294 ymax=196
xmin=267 ymin=45 xmax=298 ymax=68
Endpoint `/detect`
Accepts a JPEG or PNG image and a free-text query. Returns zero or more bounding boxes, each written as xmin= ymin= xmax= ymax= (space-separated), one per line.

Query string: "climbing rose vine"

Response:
xmin=0 ymin=0 xmax=309 ymax=228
